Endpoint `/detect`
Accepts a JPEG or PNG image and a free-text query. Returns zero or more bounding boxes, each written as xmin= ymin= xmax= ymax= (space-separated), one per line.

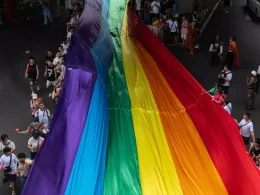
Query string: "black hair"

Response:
xmin=33 ymin=117 xmax=39 ymax=123
xmin=1 ymin=134 xmax=8 ymax=142
xmin=3 ymin=147 xmax=11 ymax=154
xmin=47 ymin=48 xmax=52 ymax=52
xmin=232 ymin=36 xmax=236 ymax=41
xmin=245 ymin=112 xmax=251 ymax=118
xmin=29 ymin=56 xmax=34 ymax=60
xmin=17 ymin=153 xmax=26 ymax=159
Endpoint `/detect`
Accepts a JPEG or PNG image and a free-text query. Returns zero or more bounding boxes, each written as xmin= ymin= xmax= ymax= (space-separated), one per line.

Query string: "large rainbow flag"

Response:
xmin=22 ymin=0 xmax=260 ymax=194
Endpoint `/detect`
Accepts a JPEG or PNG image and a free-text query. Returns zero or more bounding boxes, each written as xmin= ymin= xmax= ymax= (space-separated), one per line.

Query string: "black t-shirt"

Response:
xmin=211 ymin=39 xmax=222 ymax=52
xmin=45 ymin=55 xmax=54 ymax=64
xmin=46 ymin=65 xmax=55 ymax=81
xmin=28 ymin=64 xmax=37 ymax=79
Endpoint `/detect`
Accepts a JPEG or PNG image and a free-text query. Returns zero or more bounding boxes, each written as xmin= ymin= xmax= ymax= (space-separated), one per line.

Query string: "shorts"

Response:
xmin=4 ymin=174 xmax=17 ymax=182
xmin=46 ymin=80 xmax=55 ymax=88
xmin=29 ymin=78 xmax=38 ymax=86
xmin=242 ymin=136 xmax=250 ymax=146
xmin=181 ymin=33 xmax=187 ymax=40
xmin=20 ymin=176 xmax=27 ymax=185
xmin=170 ymin=31 xmax=177 ymax=37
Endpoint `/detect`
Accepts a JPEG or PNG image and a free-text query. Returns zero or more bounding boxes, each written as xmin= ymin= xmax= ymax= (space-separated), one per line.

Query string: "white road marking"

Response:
xmin=200 ymin=1 xmax=221 ymax=35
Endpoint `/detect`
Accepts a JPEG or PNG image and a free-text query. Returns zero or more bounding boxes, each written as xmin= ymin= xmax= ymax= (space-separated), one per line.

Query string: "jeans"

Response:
xmin=43 ymin=9 xmax=53 ymax=24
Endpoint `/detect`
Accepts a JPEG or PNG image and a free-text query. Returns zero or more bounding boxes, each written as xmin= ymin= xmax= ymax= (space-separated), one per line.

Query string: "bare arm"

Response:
xmin=36 ymin=65 xmax=39 ymax=80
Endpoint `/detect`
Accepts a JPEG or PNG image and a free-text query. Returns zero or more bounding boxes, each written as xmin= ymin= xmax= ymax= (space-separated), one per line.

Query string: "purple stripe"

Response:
xmin=22 ymin=1 xmax=102 ymax=194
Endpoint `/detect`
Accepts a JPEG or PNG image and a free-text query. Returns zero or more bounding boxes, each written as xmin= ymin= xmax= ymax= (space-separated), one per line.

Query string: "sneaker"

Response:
xmin=9 ymin=183 xmax=12 ymax=187
xmin=195 ymin=45 xmax=199 ymax=49
xmin=25 ymin=50 xmax=31 ymax=54
xmin=49 ymin=93 xmax=52 ymax=97
xmin=37 ymin=85 xmax=40 ymax=91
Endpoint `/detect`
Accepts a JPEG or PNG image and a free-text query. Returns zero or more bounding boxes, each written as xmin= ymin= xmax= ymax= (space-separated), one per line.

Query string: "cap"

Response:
xmin=251 ymin=70 xmax=257 ymax=76
xmin=32 ymin=93 xmax=37 ymax=99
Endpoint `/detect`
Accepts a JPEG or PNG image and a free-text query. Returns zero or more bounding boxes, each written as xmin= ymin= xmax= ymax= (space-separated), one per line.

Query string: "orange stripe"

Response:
xmin=132 ymin=39 xmax=228 ymax=195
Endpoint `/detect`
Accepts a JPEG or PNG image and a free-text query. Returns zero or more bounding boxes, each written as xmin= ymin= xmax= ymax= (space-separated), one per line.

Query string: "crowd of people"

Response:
xmin=130 ymin=0 xmax=201 ymax=55
xmin=0 ymin=1 xmax=82 ymax=194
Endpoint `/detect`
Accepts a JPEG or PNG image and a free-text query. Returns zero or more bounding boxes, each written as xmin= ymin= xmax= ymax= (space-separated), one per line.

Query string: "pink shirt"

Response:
xmin=213 ymin=94 xmax=224 ymax=105
xmin=181 ymin=21 xmax=188 ymax=35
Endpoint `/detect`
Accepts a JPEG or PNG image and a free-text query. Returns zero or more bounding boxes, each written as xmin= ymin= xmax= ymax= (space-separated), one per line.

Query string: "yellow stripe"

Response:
xmin=132 ymin=39 xmax=228 ymax=195
xmin=120 ymin=9 xmax=183 ymax=195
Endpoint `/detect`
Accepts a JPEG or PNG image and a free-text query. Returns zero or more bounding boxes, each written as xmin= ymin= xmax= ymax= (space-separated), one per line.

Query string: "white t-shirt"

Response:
xmin=222 ymin=71 xmax=232 ymax=86
xmin=28 ymin=137 xmax=44 ymax=152
xmin=0 ymin=140 xmax=15 ymax=155
xmin=67 ymin=31 xmax=73 ymax=40
xmin=239 ymin=119 xmax=254 ymax=137
xmin=166 ymin=20 xmax=178 ymax=32
xmin=223 ymin=102 xmax=232 ymax=115
xmin=0 ymin=154 xmax=18 ymax=174
xmin=35 ymin=109 xmax=51 ymax=128
xmin=150 ymin=1 xmax=160 ymax=14
xmin=135 ymin=0 xmax=141 ymax=11
xmin=53 ymin=57 xmax=63 ymax=66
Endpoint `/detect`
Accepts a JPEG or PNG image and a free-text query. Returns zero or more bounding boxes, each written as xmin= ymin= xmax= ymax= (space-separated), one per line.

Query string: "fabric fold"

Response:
xmin=22 ymin=1 xmax=101 ymax=194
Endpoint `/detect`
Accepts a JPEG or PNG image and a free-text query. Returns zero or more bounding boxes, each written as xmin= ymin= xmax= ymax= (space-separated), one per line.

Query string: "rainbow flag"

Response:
xmin=22 ymin=0 xmax=260 ymax=194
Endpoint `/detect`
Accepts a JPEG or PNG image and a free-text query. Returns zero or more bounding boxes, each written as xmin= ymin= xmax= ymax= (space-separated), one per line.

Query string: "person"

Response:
xmin=21 ymin=117 xmax=45 ymax=135
xmin=186 ymin=24 xmax=198 ymax=56
xmin=44 ymin=60 xmax=57 ymax=88
xmin=35 ymin=102 xmax=52 ymax=132
xmin=180 ymin=16 xmax=189 ymax=48
xmin=50 ymin=77 xmax=63 ymax=104
xmin=191 ymin=10 xmax=198 ymax=27
xmin=25 ymin=57 xmax=40 ymax=94
xmin=45 ymin=49 xmax=55 ymax=66
xmin=30 ymin=93 xmax=42 ymax=118
xmin=17 ymin=153 xmax=30 ymax=186
xmin=166 ymin=14 xmax=178 ymax=45
xmin=218 ymin=65 xmax=232 ymax=94
xmin=143 ymin=0 xmax=151 ymax=24
xmin=244 ymin=70 xmax=257 ymax=110
xmin=0 ymin=147 xmax=18 ymax=195
xmin=41 ymin=0 xmax=53 ymax=25
xmin=225 ymin=36 xmax=239 ymax=69
xmin=223 ymin=95 xmax=232 ymax=115
xmin=221 ymin=0 xmax=230 ymax=13
xmin=208 ymin=83 xmax=219 ymax=96
xmin=209 ymin=34 xmax=223 ymax=67
xmin=212 ymin=88 xmax=224 ymax=105
xmin=249 ymin=138 xmax=260 ymax=165
xmin=150 ymin=0 xmax=160 ymax=23
xmin=28 ymin=129 xmax=44 ymax=160
xmin=0 ymin=134 xmax=15 ymax=156
xmin=237 ymin=113 xmax=255 ymax=147
xmin=255 ymin=64 xmax=260 ymax=94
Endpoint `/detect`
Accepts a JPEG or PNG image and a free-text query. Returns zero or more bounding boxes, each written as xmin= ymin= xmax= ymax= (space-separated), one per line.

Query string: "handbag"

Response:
xmin=3 ymin=154 xmax=12 ymax=173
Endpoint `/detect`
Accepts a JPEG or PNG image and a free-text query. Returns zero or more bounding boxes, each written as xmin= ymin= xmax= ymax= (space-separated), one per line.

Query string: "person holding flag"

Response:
xmin=225 ymin=36 xmax=239 ymax=69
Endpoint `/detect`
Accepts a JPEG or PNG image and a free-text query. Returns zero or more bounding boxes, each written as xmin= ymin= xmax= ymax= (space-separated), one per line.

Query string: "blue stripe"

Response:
xmin=64 ymin=0 xmax=113 ymax=193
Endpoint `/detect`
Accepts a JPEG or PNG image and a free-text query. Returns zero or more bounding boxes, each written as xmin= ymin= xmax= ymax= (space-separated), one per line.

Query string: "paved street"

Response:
xmin=0 ymin=12 xmax=67 ymax=195
xmin=0 ymin=0 xmax=260 ymax=194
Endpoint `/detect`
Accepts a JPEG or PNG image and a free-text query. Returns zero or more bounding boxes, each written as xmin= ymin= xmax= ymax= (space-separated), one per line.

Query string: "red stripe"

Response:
xmin=126 ymin=8 xmax=260 ymax=195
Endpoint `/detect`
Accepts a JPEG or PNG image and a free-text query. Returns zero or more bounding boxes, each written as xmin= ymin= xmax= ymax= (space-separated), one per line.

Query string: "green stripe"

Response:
xmin=103 ymin=1 xmax=141 ymax=194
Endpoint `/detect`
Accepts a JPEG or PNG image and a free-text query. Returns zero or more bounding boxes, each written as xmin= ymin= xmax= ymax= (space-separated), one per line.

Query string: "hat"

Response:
xmin=251 ymin=70 xmax=257 ymax=76
xmin=32 ymin=93 xmax=37 ymax=99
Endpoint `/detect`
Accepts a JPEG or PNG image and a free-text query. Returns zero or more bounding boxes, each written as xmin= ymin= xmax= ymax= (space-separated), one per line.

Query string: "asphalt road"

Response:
xmin=0 ymin=12 xmax=67 ymax=195
xmin=0 ymin=0 xmax=260 ymax=194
